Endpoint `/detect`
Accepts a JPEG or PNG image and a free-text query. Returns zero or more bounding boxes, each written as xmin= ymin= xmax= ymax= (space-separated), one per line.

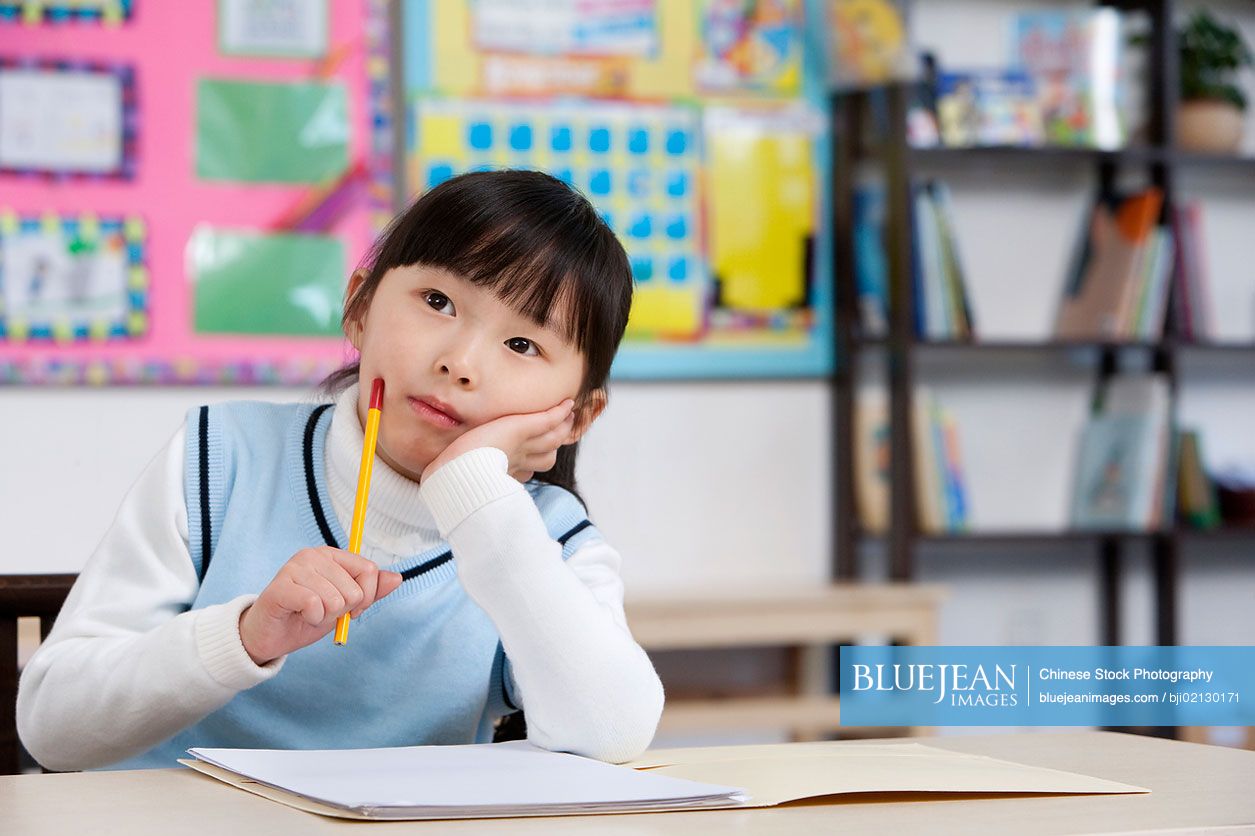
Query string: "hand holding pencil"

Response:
xmin=237 ymin=379 xmax=399 ymax=665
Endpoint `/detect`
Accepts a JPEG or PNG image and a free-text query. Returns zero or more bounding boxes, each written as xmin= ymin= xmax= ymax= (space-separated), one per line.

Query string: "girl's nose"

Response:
xmin=438 ymin=364 xmax=473 ymax=388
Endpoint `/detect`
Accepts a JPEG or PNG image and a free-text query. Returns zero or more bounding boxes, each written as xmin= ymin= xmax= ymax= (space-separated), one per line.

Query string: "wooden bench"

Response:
xmin=625 ymin=583 xmax=946 ymax=740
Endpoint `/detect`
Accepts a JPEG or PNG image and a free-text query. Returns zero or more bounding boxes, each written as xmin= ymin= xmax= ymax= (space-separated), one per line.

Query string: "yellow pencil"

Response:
xmin=334 ymin=377 xmax=384 ymax=646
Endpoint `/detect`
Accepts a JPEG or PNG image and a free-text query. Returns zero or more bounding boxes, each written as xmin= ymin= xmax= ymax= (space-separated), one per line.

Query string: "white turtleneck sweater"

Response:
xmin=17 ymin=386 xmax=663 ymax=770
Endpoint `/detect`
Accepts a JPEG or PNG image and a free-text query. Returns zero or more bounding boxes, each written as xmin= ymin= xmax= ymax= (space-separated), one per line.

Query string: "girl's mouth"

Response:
xmin=408 ymin=397 xmax=462 ymax=428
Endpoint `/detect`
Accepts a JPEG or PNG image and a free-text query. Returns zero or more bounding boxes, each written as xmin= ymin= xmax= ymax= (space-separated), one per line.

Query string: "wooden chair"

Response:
xmin=0 ymin=574 xmax=75 ymax=775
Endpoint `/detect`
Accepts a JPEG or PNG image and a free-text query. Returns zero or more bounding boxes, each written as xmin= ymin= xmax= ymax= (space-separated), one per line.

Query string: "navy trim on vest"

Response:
xmin=302 ymin=405 xmax=337 ymax=548
xmin=197 ymin=406 xmax=212 ymax=582
xmin=400 ymin=551 xmax=453 ymax=582
xmin=557 ymin=519 xmax=592 ymax=545
xmin=398 ymin=519 xmax=591 ymax=585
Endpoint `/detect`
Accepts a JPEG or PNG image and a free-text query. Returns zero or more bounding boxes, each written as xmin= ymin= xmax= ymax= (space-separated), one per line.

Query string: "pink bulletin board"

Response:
xmin=0 ymin=0 xmax=392 ymax=384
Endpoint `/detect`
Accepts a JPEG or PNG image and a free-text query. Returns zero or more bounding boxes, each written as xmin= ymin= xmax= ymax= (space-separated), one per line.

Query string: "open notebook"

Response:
xmin=182 ymin=741 xmax=745 ymax=820
xmin=182 ymin=738 xmax=1147 ymax=821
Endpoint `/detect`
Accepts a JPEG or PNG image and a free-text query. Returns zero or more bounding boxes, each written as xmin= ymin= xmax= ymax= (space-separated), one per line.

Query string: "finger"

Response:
xmin=525 ymin=415 xmax=576 ymax=455
xmin=522 ymin=450 xmax=558 ymax=475
xmin=312 ymin=561 xmax=369 ymax=619
xmin=330 ymin=551 xmax=380 ymax=614
xmin=374 ymin=571 xmax=403 ymax=603
xmin=291 ymin=563 xmax=354 ymax=621
xmin=272 ymin=577 xmax=327 ymax=626
xmin=534 ymin=399 xmax=576 ymax=431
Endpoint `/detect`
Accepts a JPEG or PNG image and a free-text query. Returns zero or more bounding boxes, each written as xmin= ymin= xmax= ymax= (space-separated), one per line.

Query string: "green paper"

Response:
xmin=196 ymin=79 xmax=348 ymax=183
xmin=189 ymin=227 xmax=345 ymax=337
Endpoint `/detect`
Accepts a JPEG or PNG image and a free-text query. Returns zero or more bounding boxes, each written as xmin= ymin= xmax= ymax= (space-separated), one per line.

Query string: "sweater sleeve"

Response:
xmin=419 ymin=448 xmax=664 ymax=764
xmin=16 ymin=424 xmax=283 ymax=772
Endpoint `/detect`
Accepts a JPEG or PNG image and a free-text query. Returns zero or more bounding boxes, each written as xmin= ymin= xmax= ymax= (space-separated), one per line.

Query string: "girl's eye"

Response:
xmin=424 ymin=291 xmax=454 ymax=315
xmin=505 ymin=337 xmax=539 ymax=357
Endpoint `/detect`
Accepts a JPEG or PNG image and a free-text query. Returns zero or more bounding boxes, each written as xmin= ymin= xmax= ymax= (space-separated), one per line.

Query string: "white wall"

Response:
xmin=0 ymin=383 xmax=833 ymax=594
xmin=3 ymin=0 xmax=1254 ymax=653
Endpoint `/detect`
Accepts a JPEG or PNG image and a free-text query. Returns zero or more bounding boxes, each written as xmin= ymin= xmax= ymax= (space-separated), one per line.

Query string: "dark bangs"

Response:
xmin=355 ymin=170 xmax=632 ymax=393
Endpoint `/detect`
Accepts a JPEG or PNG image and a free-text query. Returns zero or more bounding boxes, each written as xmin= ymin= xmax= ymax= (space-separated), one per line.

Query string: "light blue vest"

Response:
xmin=109 ymin=400 xmax=598 ymax=769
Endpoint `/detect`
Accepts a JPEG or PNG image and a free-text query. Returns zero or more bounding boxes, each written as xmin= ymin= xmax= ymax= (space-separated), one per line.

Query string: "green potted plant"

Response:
xmin=1177 ymin=10 xmax=1253 ymax=153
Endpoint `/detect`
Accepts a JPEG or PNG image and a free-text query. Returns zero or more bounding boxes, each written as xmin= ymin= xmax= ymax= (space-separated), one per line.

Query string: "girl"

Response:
xmin=17 ymin=170 xmax=664 ymax=770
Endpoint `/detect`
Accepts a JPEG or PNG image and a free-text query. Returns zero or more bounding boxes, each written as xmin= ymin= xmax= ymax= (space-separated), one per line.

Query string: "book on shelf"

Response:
xmin=1177 ymin=429 xmax=1221 ymax=529
xmin=935 ymin=69 xmax=1045 ymax=147
xmin=851 ymin=179 xmax=974 ymax=342
xmin=1171 ymin=200 xmax=1216 ymax=342
xmin=854 ymin=386 xmax=890 ymax=532
xmin=1055 ymin=187 xmax=1170 ymax=340
xmin=1070 ymin=374 xmax=1172 ymax=530
xmin=1009 ymin=8 xmax=1124 ymax=150
xmin=853 ymin=183 xmax=891 ymax=338
xmin=855 ymin=385 xmax=970 ymax=534
xmin=912 ymin=180 xmax=974 ymax=341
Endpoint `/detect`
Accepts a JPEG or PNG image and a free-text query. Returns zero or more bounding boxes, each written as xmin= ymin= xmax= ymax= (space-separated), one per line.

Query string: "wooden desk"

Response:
xmin=4 ymin=732 xmax=1253 ymax=834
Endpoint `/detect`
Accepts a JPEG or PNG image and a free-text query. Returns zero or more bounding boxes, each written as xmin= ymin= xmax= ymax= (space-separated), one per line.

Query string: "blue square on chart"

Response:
xmin=665 ymin=129 xmax=688 ymax=156
xmin=471 ymin=163 xmax=494 ymax=173
xmin=666 ymin=170 xmax=689 ymax=197
xmin=588 ymin=169 xmax=612 ymax=196
xmin=509 ymin=124 xmax=533 ymax=151
xmin=627 ymin=170 xmax=650 ymax=198
xmin=468 ymin=122 xmax=494 ymax=150
xmin=599 ymin=210 xmax=614 ymax=229
xmin=552 ymin=167 xmax=574 ymax=185
xmin=631 ymin=256 xmax=654 ymax=282
xmin=428 ymin=163 xmax=455 ymax=187
xmin=667 ymin=256 xmax=689 ymax=283
xmin=551 ymin=125 xmax=573 ymax=153
xmin=629 ymin=213 xmax=652 ymax=239
xmin=589 ymin=126 xmax=611 ymax=154
xmin=628 ymin=128 xmax=649 ymax=154
xmin=665 ymin=215 xmax=687 ymax=240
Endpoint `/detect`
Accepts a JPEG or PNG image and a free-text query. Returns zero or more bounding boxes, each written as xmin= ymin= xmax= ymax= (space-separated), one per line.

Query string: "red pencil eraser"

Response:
xmin=370 ymin=377 xmax=385 ymax=410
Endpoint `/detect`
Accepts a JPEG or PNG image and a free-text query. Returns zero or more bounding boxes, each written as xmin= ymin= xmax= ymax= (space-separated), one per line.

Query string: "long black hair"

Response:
xmin=323 ymin=169 xmax=633 ymax=500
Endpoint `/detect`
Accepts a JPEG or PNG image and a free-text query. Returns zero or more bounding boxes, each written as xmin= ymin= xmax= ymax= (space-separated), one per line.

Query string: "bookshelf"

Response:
xmin=830 ymin=0 xmax=1253 ymax=664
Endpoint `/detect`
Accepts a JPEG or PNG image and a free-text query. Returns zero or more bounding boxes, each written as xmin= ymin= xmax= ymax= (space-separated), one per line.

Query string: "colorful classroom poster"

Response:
xmin=189 ymin=227 xmax=344 ymax=337
xmin=2 ymin=1 xmax=387 ymax=385
xmin=705 ymin=105 xmax=820 ymax=312
xmin=0 ymin=210 xmax=147 ymax=342
xmin=404 ymin=0 xmax=833 ymax=378
xmin=0 ymin=60 xmax=135 ymax=178
xmin=470 ymin=0 xmax=657 ymax=57
xmin=696 ymin=0 xmax=802 ymax=94
xmin=415 ymin=99 xmax=706 ymax=339
xmin=196 ymin=79 xmax=350 ymax=184
xmin=0 ymin=0 xmax=134 ymax=25
xmin=218 ymin=0 xmax=329 ymax=58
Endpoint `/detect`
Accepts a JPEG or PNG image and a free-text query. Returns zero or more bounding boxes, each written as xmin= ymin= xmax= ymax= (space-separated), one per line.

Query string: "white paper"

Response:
xmin=219 ymin=0 xmax=328 ymax=57
xmin=471 ymin=0 xmax=657 ymax=57
xmin=187 ymin=740 xmax=745 ymax=816
xmin=0 ymin=68 xmax=123 ymax=173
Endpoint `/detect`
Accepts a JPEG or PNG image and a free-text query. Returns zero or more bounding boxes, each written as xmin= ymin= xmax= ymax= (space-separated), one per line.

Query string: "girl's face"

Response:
xmin=347 ymin=264 xmax=591 ymax=481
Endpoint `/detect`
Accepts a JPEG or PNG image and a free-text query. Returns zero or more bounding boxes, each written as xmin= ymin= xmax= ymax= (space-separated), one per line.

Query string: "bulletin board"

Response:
xmin=0 ymin=0 xmax=393 ymax=385
xmin=404 ymin=0 xmax=834 ymax=379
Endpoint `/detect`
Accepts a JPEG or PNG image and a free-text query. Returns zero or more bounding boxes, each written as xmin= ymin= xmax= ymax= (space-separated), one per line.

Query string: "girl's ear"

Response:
xmin=344 ymin=269 xmax=370 ymax=350
xmin=565 ymin=389 xmax=607 ymax=445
